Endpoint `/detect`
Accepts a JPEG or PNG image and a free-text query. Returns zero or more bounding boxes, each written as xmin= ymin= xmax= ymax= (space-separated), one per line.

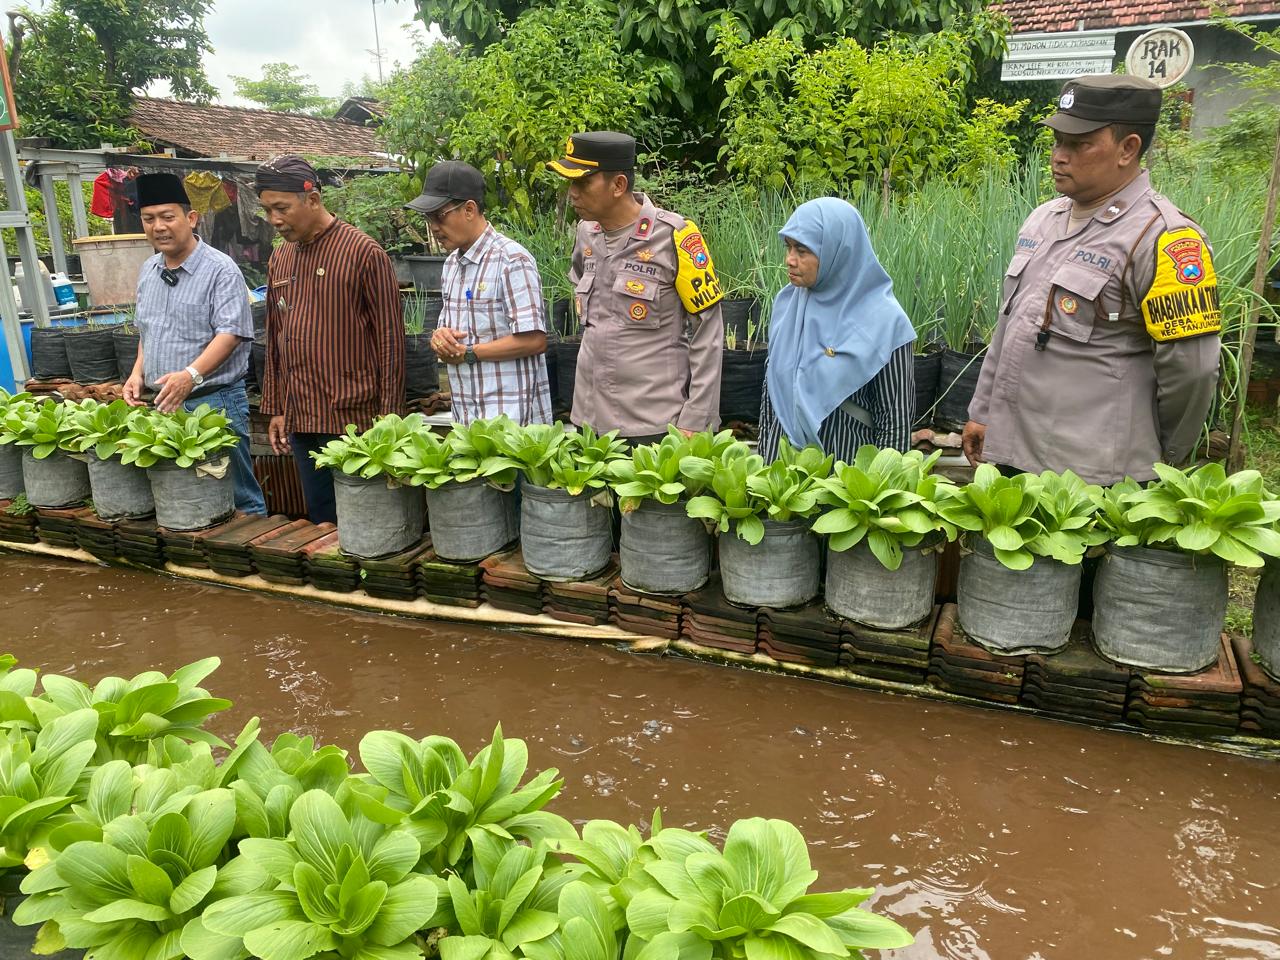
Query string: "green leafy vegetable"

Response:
xmin=118 ymin=404 xmax=240 ymax=469
xmin=812 ymin=445 xmax=956 ymax=570
xmin=312 ymin=413 xmax=424 ymax=480
xmin=936 ymin=465 xmax=1105 ymax=570
xmin=1093 ymin=463 xmax=1280 ymax=567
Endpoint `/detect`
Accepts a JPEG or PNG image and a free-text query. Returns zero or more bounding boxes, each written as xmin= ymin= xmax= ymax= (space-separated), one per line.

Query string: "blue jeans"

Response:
xmin=289 ymin=432 xmax=340 ymax=524
xmin=183 ymin=381 xmax=266 ymax=516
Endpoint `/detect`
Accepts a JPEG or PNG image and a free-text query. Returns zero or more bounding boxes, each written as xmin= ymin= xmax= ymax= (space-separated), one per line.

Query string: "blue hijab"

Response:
xmin=765 ymin=198 xmax=916 ymax=449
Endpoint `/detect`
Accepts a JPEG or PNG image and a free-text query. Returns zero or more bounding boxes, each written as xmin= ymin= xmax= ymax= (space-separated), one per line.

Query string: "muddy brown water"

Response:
xmin=4 ymin=554 xmax=1280 ymax=958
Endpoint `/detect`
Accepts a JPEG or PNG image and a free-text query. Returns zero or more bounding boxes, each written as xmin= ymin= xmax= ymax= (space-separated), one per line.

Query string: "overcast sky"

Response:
xmin=166 ymin=0 xmax=433 ymax=105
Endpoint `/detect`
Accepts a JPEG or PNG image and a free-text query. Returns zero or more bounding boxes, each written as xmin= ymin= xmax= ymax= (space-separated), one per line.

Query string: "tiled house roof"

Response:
xmin=129 ymin=97 xmax=383 ymax=162
xmin=995 ymin=0 xmax=1280 ymax=33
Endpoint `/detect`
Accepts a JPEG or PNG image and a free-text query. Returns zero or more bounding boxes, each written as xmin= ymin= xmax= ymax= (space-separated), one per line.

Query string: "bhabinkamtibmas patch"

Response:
xmin=673 ymin=219 xmax=723 ymax=314
xmin=1141 ymin=227 xmax=1221 ymax=342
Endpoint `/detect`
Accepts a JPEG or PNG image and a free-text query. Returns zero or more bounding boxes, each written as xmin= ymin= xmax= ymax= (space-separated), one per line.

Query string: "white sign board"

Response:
xmin=1002 ymin=31 xmax=1117 ymax=81
xmin=1126 ymin=28 xmax=1195 ymax=87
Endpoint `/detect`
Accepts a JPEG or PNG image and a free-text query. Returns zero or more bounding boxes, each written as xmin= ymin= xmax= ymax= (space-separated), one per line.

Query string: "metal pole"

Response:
xmin=0 ymin=225 xmax=28 ymax=387
xmin=0 ymin=130 xmax=48 ymax=327
xmin=372 ymin=0 xmax=384 ymax=85
xmin=1227 ymin=119 xmax=1280 ymax=474
xmin=66 ymin=171 xmax=89 ymax=243
xmin=38 ymin=172 xmax=67 ymax=274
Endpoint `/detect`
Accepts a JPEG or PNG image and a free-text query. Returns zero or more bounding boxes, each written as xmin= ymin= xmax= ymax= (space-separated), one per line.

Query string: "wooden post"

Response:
xmin=1227 ymin=120 xmax=1280 ymax=474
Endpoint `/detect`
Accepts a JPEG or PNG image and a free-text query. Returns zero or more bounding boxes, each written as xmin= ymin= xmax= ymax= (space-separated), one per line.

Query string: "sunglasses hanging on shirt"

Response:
xmin=160 ymin=268 xmax=180 ymax=287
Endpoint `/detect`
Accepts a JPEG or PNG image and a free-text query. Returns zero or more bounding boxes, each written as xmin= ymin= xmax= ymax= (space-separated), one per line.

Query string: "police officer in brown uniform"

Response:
xmin=963 ymin=75 xmax=1221 ymax=486
xmin=547 ymin=132 xmax=724 ymax=442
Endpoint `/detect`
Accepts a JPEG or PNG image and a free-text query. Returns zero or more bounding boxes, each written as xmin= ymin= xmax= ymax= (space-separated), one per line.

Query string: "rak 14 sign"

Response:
xmin=1126 ymin=28 xmax=1195 ymax=87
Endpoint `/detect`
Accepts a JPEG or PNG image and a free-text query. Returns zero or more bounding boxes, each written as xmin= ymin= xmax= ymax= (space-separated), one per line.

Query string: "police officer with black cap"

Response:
xmin=547 ymin=131 xmax=724 ymax=442
xmin=964 ymin=74 xmax=1221 ymax=487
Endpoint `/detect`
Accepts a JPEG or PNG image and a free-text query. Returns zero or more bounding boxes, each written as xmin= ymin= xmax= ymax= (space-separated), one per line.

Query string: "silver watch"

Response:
xmin=185 ymin=365 xmax=204 ymax=386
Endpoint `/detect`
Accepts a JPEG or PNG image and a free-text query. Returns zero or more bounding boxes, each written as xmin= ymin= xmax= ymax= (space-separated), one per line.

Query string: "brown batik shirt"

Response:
xmin=261 ymin=218 xmax=405 ymax=434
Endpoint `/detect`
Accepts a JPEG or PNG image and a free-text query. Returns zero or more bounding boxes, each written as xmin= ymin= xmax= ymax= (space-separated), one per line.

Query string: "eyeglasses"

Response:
xmin=427 ymin=202 xmax=466 ymax=226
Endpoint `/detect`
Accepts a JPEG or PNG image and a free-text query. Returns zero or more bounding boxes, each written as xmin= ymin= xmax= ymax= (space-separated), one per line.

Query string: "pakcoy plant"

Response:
xmin=684 ymin=439 xmax=829 ymax=545
xmin=31 ymin=657 xmax=233 ymax=765
xmin=196 ymin=788 xmax=441 ymax=960
xmin=811 ymin=445 xmax=957 ymax=570
xmin=0 ymin=388 xmax=35 ymax=445
xmin=311 ymin=413 xmax=425 ymax=481
xmin=67 ymin=398 xmax=149 ymax=461
xmin=4 ymin=398 xmax=80 ymax=459
xmin=1092 ymin=462 xmax=1280 ymax=567
xmin=16 ymin=784 xmax=258 ymax=960
xmin=546 ymin=426 xmax=628 ymax=497
xmin=445 ymin=417 xmax=522 ymax=489
xmin=0 ymin=707 xmax=99 ymax=874
xmin=349 ymin=724 xmax=575 ymax=880
xmin=607 ymin=428 xmax=741 ymax=513
xmin=118 ymin=404 xmax=240 ymax=469
xmin=436 ymin=834 xmax=575 ymax=960
xmin=622 ymin=816 xmax=914 ymax=957
xmin=936 ymin=464 xmax=1106 ymax=570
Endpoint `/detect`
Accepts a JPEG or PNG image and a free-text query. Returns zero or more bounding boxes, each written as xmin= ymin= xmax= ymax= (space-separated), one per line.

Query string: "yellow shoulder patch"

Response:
xmin=673 ymin=219 xmax=723 ymax=314
xmin=1141 ymin=227 xmax=1221 ymax=342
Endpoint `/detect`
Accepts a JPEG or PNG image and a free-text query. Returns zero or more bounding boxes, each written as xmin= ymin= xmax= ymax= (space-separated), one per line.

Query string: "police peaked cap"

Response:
xmin=547 ymin=132 xmax=637 ymax=179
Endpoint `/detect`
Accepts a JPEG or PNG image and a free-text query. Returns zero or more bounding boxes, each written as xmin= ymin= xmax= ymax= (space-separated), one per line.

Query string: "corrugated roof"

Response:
xmin=129 ymin=97 xmax=382 ymax=162
xmin=995 ymin=0 xmax=1280 ymax=33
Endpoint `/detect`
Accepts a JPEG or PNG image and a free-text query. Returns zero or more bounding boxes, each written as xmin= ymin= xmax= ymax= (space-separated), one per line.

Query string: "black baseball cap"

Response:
xmin=546 ymin=132 xmax=636 ymax=179
xmin=405 ymin=161 xmax=486 ymax=214
xmin=1041 ymin=74 xmax=1162 ymax=135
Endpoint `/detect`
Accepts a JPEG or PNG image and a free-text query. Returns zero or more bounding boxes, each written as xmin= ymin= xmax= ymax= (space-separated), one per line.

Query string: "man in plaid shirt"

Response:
xmin=407 ymin=162 xmax=552 ymax=425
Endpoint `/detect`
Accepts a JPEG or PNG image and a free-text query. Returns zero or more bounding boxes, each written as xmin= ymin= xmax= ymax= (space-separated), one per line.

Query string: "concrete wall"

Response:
xmin=1112 ymin=20 xmax=1280 ymax=132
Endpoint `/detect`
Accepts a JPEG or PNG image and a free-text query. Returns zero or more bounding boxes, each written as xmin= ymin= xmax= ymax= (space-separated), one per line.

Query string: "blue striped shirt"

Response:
xmin=135 ymin=239 xmax=252 ymax=391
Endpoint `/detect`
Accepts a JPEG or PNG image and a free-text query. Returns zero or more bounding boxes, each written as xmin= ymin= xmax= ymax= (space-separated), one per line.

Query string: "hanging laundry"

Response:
xmin=90 ymin=172 xmax=115 ymax=217
xmin=183 ymin=170 xmax=231 ymax=214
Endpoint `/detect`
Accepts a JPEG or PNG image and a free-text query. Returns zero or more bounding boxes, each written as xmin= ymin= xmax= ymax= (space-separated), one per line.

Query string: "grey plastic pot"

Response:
xmin=1252 ymin=558 xmax=1280 ymax=682
xmin=332 ymin=471 xmax=425 ymax=559
xmin=620 ymin=498 xmax=710 ymax=595
xmin=957 ymin=535 xmax=1078 ymax=655
xmin=718 ymin=517 xmax=820 ymax=608
xmin=0 ymin=444 xmax=23 ymax=500
xmin=425 ymin=479 xmax=517 ymax=561
xmin=86 ymin=451 xmax=154 ymax=520
xmin=826 ymin=538 xmax=938 ymax=629
xmin=521 ymin=483 xmax=612 ymax=581
xmin=21 ymin=449 xmax=89 ymax=508
xmin=1093 ymin=544 xmax=1226 ymax=673
xmin=147 ymin=458 xmax=234 ymax=532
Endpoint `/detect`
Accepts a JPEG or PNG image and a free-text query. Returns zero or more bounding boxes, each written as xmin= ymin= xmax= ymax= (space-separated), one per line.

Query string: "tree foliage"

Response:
xmin=231 ymin=62 xmax=332 ymax=115
xmin=715 ymin=25 xmax=1025 ymax=192
xmin=382 ymin=0 xmax=657 ymax=224
xmin=7 ymin=0 xmax=214 ymax=148
xmin=411 ymin=0 xmax=1008 ymax=129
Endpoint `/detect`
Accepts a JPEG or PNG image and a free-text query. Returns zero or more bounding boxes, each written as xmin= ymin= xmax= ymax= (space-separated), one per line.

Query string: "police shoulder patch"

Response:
xmin=673 ymin=218 xmax=723 ymax=314
xmin=1141 ymin=227 xmax=1221 ymax=342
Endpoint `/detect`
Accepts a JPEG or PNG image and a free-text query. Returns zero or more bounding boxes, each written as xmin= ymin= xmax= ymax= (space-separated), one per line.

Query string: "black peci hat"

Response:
xmin=405 ymin=161 xmax=486 ymax=214
xmin=136 ymin=173 xmax=190 ymax=209
xmin=1041 ymin=74 xmax=1162 ymax=135
xmin=546 ymin=132 xmax=636 ymax=179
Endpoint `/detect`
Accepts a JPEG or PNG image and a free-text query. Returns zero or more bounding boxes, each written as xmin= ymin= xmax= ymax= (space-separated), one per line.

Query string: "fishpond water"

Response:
xmin=4 ymin=554 xmax=1279 ymax=958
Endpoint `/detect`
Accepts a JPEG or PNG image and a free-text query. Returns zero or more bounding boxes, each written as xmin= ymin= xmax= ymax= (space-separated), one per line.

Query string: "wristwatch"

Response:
xmin=185 ymin=365 xmax=204 ymax=386
xmin=464 ymin=347 xmax=478 ymax=365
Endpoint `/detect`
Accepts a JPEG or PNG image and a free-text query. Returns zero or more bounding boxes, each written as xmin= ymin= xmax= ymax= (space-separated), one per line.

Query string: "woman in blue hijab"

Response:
xmin=757 ymin=198 xmax=916 ymax=462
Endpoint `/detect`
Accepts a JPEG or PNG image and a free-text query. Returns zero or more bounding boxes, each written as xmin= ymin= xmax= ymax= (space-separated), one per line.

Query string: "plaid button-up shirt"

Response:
xmin=135 ymin=239 xmax=252 ymax=391
xmin=441 ymin=225 xmax=552 ymax=425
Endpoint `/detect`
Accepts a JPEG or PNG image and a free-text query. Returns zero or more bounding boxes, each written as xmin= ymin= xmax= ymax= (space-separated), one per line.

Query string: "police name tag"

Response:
xmin=1141 ymin=228 xmax=1221 ymax=342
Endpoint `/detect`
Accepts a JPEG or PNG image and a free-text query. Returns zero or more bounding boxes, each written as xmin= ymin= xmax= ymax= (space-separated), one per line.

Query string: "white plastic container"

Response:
xmin=49 ymin=272 xmax=77 ymax=306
